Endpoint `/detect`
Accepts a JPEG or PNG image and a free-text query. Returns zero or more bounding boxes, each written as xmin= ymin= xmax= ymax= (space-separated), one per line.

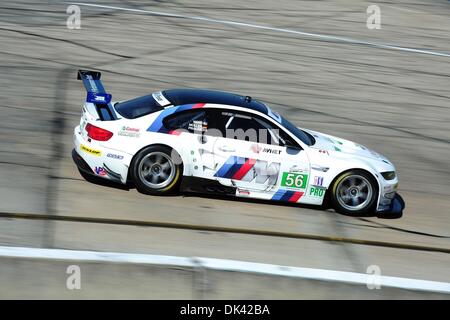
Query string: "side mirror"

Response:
xmin=286 ymin=145 xmax=302 ymax=155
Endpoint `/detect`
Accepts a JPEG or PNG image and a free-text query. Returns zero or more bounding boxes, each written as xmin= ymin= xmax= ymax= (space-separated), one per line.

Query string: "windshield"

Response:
xmin=280 ymin=116 xmax=315 ymax=146
xmin=115 ymin=94 xmax=163 ymax=119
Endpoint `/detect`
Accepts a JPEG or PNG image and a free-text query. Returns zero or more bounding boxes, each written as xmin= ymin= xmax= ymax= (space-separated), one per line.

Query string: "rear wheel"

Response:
xmin=131 ymin=145 xmax=182 ymax=195
xmin=331 ymin=170 xmax=378 ymax=215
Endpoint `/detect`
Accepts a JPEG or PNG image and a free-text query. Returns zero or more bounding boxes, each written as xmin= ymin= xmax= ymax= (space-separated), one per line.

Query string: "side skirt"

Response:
xmin=180 ymin=176 xmax=236 ymax=196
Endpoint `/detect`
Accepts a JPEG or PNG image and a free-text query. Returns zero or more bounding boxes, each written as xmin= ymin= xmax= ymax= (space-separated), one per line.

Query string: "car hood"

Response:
xmin=301 ymin=128 xmax=391 ymax=164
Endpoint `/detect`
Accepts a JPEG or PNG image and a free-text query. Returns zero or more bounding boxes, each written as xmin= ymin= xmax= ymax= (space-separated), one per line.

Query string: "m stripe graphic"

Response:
xmin=215 ymin=156 xmax=280 ymax=186
xmin=232 ymin=158 xmax=256 ymax=180
xmin=271 ymin=189 xmax=304 ymax=203
xmin=222 ymin=157 xmax=246 ymax=179
xmin=214 ymin=156 xmax=239 ymax=178
xmin=147 ymin=103 xmax=205 ymax=133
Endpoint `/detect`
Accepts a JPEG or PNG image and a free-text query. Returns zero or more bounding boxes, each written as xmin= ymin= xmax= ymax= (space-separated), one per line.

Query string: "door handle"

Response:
xmin=218 ymin=146 xmax=235 ymax=152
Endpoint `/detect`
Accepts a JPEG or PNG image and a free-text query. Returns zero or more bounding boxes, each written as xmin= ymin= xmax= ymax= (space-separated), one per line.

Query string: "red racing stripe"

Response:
xmin=192 ymin=103 xmax=206 ymax=109
xmin=168 ymin=129 xmax=182 ymax=136
xmin=232 ymin=158 xmax=256 ymax=180
xmin=288 ymin=191 xmax=304 ymax=203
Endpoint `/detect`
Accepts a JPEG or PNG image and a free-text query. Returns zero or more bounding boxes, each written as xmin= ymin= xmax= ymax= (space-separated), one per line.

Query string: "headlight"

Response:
xmin=381 ymin=171 xmax=396 ymax=180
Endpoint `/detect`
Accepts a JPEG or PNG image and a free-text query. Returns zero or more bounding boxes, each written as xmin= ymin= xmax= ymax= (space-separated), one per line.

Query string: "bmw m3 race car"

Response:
xmin=73 ymin=70 xmax=405 ymax=216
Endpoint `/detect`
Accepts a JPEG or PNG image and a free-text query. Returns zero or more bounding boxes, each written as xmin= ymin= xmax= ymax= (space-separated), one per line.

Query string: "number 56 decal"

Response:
xmin=281 ymin=172 xmax=308 ymax=189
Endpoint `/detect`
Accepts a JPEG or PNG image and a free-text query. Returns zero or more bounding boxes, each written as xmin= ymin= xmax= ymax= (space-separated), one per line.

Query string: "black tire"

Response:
xmin=330 ymin=170 xmax=378 ymax=216
xmin=130 ymin=145 xmax=183 ymax=195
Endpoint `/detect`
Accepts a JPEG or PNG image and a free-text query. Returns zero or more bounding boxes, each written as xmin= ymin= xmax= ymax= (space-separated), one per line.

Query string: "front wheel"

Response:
xmin=130 ymin=145 xmax=182 ymax=195
xmin=330 ymin=170 xmax=378 ymax=215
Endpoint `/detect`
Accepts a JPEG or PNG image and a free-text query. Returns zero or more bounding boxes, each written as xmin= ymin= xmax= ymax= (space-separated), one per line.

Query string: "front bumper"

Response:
xmin=378 ymin=193 xmax=405 ymax=217
xmin=390 ymin=193 xmax=405 ymax=214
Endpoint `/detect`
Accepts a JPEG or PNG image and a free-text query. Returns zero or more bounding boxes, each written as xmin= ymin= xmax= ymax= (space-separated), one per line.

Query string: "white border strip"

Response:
xmin=0 ymin=246 xmax=449 ymax=294
xmin=71 ymin=2 xmax=450 ymax=58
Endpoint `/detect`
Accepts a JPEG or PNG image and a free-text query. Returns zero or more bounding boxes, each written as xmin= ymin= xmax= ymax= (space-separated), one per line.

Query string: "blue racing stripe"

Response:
xmin=280 ymin=190 xmax=295 ymax=202
xmin=271 ymin=189 xmax=286 ymax=201
xmin=147 ymin=104 xmax=198 ymax=133
xmin=214 ymin=156 xmax=238 ymax=178
xmin=176 ymin=104 xmax=195 ymax=112
xmin=222 ymin=156 xmax=246 ymax=179
xmin=147 ymin=108 xmax=177 ymax=132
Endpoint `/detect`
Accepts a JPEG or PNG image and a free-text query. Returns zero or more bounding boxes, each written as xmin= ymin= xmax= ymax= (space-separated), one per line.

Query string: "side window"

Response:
xmin=226 ymin=114 xmax=266 ymax=143
xmin=163 ymin=109 xmax=207 ymax=133
xmin=210 ymin=109 xmax=301 ymax=148
xmin=253 ymin=115 xmax=302 ymax=149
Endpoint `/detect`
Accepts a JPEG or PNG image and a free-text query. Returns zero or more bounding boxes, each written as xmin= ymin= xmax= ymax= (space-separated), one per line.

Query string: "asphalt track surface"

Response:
xmin=0 ymin=0 xmax=449 ymax=288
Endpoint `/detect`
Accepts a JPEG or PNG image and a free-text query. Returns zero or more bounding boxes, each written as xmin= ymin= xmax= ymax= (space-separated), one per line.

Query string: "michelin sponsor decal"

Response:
xmin=107 ymin=153 xmax=124 ymax=160
xmin=80 ymin=144 xmax=101 ymax=156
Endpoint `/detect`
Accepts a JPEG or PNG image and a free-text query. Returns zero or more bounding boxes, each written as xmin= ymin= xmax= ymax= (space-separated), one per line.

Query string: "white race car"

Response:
xmin=73 ymin=70 xmax=404 ymax=216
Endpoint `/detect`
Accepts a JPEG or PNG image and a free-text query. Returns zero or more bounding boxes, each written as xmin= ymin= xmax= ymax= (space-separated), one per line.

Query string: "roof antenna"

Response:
xmin=245 ymin=96 xmax=252 ymax=102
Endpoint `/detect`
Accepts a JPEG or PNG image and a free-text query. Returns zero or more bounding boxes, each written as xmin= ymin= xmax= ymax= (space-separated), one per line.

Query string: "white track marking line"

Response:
xmin=71 ymin=2 xmax=450 ymax=58
xmin=1 ymin=246 xmax=449 ymax=294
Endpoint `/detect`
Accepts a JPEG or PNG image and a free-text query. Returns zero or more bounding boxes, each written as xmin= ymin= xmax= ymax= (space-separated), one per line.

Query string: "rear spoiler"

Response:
xmin=77 ymin=70 xmax=117 ymax=120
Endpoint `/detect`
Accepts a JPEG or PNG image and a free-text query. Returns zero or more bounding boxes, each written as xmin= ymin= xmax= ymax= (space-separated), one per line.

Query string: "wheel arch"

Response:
xmin=126 ymin=143 xmax=186 ymax=183
xmin=322 ymin=167 xmax=381 ymax=209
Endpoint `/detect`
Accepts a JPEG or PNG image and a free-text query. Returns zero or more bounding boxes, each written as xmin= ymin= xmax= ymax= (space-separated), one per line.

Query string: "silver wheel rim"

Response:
xmin=336 ymin=174 xmax=373 ymax=211
xmin=138 ymin=152 xmax=175 ymax=189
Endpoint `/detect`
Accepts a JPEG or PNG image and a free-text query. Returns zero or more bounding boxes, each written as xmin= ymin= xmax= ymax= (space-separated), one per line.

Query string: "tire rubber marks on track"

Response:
xmin=72 ymin=2 xmax=450 ymax=58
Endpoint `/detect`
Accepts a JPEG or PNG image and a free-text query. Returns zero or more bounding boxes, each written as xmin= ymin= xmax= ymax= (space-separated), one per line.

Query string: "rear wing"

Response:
xmin=77 ymin=70 xmax=117 ymax=120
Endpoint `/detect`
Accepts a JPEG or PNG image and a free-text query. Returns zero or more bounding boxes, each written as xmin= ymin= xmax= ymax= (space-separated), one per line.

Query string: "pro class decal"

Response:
xmin=309 ymin=186 xmax=326 ymax=198
xmin=271 ymin=189 xmax=304 ymax=203
xmin=214 ymin=156 xmax=279 ymax=185
xmin=280 ymin=172 xmax=308 ymax=189
xmin=80 ymin=144 xmax=101 ymax=156
xmin=147 ymin=103 xmax=206 ymax=134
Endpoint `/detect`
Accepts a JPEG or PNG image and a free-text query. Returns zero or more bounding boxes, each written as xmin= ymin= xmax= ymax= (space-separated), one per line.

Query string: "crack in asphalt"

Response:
xmin=0 ymin=211 xmax=449 ymax=254
xmin=356 ymin=218 xmax=450 ymax=239
xmin=0 ymin=27 xmax=134 ymax=59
